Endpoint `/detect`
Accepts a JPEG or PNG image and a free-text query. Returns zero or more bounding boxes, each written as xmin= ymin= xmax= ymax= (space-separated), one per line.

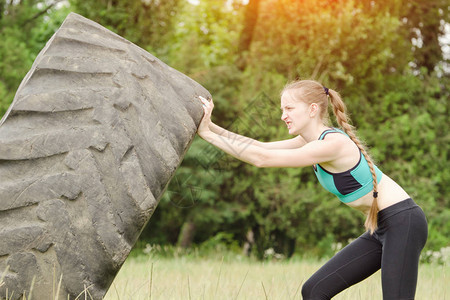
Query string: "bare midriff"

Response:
xmin=345 ymin=174 xmax=411 ymax=215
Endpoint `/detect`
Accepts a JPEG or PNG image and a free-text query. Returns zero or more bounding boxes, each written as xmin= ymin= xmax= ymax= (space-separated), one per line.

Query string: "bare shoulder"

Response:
xmin=319 ymin=132 xmax=352 ymax=147
xmin=318 ymin=132 xmax=361 ymax=169
xmin=321 ymin=132 xmax=355 ymax=149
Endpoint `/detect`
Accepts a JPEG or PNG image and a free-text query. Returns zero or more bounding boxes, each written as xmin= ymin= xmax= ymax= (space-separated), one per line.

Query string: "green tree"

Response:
xmin=2 ymin=0 xmax=447 ymax=259
xmin=194 ymin=0 xmax=449 ymax=258
xmin=0 ymin=0 xmax=68 ymax=118
xmin=140 ymin=0 xmax=448 ymax=259
xmin=68 ymin=0 xmax=182 ymax=59
xmin=401 ymin=0 xmax=450 ymax=73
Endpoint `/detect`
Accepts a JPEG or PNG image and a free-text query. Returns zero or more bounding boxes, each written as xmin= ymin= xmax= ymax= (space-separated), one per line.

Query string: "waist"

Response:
xmin=377 ymin=198 xmax=418 ymax=224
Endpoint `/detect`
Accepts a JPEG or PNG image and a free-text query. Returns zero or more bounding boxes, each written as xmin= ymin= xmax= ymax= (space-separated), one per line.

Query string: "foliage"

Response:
xmin=68 ymin=0 xmax=182 ymax=59
xmin=0 ymin=0 xmax=448 ymax=260
xmin=0 ymin=0 xmax=70 ymax=118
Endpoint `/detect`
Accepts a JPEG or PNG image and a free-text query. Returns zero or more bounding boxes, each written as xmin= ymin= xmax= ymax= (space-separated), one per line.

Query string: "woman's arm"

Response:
xmin=197 ymin=96 xmax=340 ymax=168
xmin=200 ymin=130 xmax=342 ymax=168
xmin=209 ymin=122 xmax=307 ymax=149
xmin=259 ymin=135 xmax=307 ymax=149
xmin=199 ymin=130 xmax=264 ymax=166
xmin=208 ymin=122 xmax=264 ymax=147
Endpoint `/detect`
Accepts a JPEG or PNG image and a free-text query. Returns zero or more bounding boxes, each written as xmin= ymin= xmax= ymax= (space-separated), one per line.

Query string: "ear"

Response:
xmin=309 ymin=103 xmax=319 ymax=117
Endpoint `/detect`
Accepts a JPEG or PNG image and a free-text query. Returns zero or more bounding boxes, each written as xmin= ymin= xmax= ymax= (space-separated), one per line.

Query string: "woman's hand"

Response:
xmin=197 ymin=96 xmax=214 ymax=137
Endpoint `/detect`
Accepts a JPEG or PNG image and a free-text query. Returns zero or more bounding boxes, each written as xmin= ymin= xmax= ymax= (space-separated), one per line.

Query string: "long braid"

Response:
xmin=327 ymin=89 xmax=379 ymax=234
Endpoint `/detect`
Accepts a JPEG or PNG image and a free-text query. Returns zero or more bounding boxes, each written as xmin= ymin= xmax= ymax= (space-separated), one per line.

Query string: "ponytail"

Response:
xmin=327 ymin=89 xmax=379 ymax=234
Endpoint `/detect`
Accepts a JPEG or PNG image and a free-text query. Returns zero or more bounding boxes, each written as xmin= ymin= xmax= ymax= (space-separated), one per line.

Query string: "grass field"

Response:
xmin=103 ymin=253 xmax=448 ymax=300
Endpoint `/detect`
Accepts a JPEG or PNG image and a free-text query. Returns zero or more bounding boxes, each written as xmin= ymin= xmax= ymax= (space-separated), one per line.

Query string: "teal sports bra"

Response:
xmin=313 ymin=128 xmax=383 ymax=203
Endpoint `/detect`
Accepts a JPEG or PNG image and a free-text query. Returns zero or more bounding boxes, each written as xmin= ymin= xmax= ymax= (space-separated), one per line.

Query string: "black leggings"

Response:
xmin=302 ymin=198 xmax=428 ymax=300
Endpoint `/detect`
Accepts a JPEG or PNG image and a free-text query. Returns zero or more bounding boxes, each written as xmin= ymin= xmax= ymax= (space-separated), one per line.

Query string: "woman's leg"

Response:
xmin=379 ymin=206 xmax=428 ymax=300
xmin=302 ymin=232 xmax=382 ymax=300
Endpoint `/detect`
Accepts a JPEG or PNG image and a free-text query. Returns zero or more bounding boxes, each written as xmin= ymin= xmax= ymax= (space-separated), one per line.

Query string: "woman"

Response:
xmin=197 ymin=79 xmax=428 ymax=299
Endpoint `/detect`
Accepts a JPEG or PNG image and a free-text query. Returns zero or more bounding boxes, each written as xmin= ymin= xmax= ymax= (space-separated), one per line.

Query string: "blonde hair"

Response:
xmin=282 ymin=80 xmax=379 ymax=234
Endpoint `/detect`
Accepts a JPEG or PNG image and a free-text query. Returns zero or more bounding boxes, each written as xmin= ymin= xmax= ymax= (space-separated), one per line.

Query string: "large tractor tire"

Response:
xmin=0 ymin=12 xmax=208 ymax=299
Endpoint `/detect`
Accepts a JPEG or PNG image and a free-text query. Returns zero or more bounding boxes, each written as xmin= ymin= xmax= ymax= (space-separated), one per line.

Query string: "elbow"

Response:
xmin=256 ymin=141 xmax=267 ymax=149
xmin=253 ymin=160 xmax=264 ymax=168
xmin=248 ymin=146 xmax=270 ymax=168
xmin=252 ymin=154 xmax=268 ymax=168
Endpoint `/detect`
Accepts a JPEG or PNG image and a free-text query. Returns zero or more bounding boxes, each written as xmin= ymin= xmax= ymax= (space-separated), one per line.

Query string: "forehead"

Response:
xmin=280 ymin=90 xmax=299 ymax=109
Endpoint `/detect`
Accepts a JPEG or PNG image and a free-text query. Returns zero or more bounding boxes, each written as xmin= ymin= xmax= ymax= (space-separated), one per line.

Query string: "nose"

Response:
xmin=281 ymin=110 xmax=287 ymax=121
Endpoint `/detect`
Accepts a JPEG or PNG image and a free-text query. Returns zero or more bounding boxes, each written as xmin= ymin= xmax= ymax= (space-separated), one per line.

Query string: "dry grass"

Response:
xmin=103 ymin=255 xmax=448 ymax=300
xmin=1 ymin=254 xmax=447 ymax=299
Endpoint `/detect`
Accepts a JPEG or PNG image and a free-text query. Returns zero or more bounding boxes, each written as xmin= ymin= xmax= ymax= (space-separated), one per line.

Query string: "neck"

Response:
xmin=300 ymin=123 xmax=331 ymax=143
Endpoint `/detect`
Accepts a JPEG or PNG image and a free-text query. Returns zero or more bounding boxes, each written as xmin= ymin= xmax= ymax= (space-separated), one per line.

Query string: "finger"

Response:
xmin=199 ymin=96 xmax=206 ymax=106
xmin=199 ymin=96 xmax=213 ymax=104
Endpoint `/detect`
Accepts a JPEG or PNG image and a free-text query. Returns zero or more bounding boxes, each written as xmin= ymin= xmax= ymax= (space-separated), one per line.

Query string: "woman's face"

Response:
xmin=280 ymin=90 xmax=311 ymax=135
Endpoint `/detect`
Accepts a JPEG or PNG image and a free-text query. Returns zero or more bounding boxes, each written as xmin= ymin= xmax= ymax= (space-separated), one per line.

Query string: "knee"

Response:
xmin=301 ymin=278 xmax=318 ymax=300
xmin=301 ymin=277 xmax=329 ymax=300
xmin=301 ymin=279 xmax=313 ymax=299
